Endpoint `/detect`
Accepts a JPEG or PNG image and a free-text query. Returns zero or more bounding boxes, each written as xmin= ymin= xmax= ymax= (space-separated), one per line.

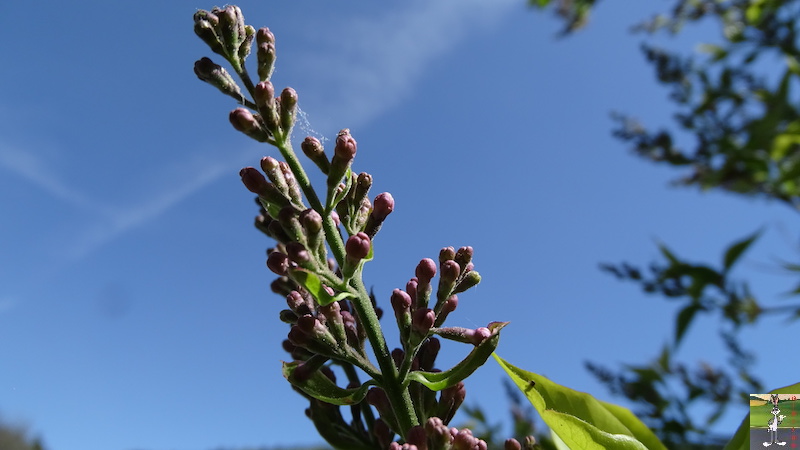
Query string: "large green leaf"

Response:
xmin=725 ymin=381 xmax=800 ymax=450
xmin=288 ymin=267 xmax=355 ymax=306
xmin=494 ymin=354 xmax=667 ymax=450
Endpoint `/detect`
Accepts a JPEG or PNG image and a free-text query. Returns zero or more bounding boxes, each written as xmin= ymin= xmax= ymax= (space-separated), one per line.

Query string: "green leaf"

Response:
xmin=657 ymin=242 xmax=680 ymax=265
xmin=283 ymin=360 xmax=374 ymax=405
xmin=723 ymin=230 xmax=761 ymax=271
xmin=406 ymin=322 xmax=507 ymax=391
xmin=494 ymin=354 xmax=667 ymax=450
xmin=726 ymin=382 xmax=800 ymax=450
xmin=288 ymin=268 xmax=355 ymax=306
xmin=675 ymin=302 xmax=703 ymax=347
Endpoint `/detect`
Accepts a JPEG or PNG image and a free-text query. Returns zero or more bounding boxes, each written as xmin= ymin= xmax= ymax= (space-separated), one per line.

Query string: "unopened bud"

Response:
xmin=278 ymin=87 xmax=298 ymax=133
xmin=194 ymin=57 xmax=243 ymax=101
xmin=345 ymin=232 xmax=371 ymax=261
xmin=453 ymin=270 xmax=481 ymax=294
xmin=256 ymin=27 xmax=276 ymax=81
xmin=286 ymin=242 xmax=310 ymax=265
xmin=301 ymin=136 xmax=330 ymax=174
xmin=266 ymin=251 xmax=289 ymax=275
xmin=504 ymin=439 xmax=522 ymax=450
xmin=437 ymin=260 xmax=460 ymax=301
xmin=230 ymin=108 xmax=270 ymax=141
xmin=328 ymin=129 xmax=357 ymax=188
xmin=454 ymin=246 xmax=473 ymax=269
xmin=416 ymin=258 xmax=437 ymax=285
xmin=412 ymin=308 xmax=435 ymax=336
xmin=439 ymin=247 xmax=456 ymax=264
xmin=193 ymin=11 xmax=224 ymax=55
xmin=435 ymin=295 xmax=458 ymax=327
xmin=239 ymin=167 xmax=268 ymax=195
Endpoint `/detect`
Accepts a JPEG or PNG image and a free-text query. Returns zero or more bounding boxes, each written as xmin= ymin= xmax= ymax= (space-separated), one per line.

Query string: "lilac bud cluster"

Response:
xmin=193 ymin=6 xmax=509 ymax=450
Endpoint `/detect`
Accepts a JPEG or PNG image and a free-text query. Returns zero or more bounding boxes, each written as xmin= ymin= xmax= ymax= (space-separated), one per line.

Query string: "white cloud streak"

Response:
xmin=296 ymin=0 xmax=517 ymax=130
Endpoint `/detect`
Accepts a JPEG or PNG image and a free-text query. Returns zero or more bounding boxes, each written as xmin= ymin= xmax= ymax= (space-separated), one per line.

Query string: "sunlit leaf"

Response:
xmin=494 ymin=354 xmax=667 ymax=450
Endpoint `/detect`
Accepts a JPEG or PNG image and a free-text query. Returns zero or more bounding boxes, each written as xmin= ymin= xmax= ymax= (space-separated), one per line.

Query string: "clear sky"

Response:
xmin=1 ymin=1 xmax=796 ymax=449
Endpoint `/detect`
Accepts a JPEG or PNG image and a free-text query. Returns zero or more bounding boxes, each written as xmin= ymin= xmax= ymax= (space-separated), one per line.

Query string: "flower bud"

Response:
xmin=270 ymin=277 xmax=294 ymax=296
xmin=505 ymin=439 xmax=522 ymax=450
xmin=328 ymin=129 xmax=357 ymax=188
xmin=454 ymin=246 xmax=473 ymax=269
xmin=279 ymin=309 xmax=297 ymax=324
xmin=406 ymin=426 xmax=427 ymax=449
xmin=266 ymin=251 xmax=289 ymax=276
xmin=256 ymin=27 xmax=276 ymax=81
xmin=216 ymin=5 xmax=247 ymax=70
xmin=439 ymin=246 xmax=456 ymax=264
xmin=300 ymin=136 xmax=330 ymax=174
xmin=286 ymin=290 xmax=311 ymax=315
xmin=319 ymin=301 xmax=347 ymax=345
xmin=345 ymin=232 xmax=371 ymax=261
xmin=279 ymin=161 xmax=303 ymax=207
xmin=367 ymin=388 xmax=399 ymax=433
xmin=230 ymin=108 xmax=270 ymax=141
xmin=239 ymin=167 xmax=268 ymax=195
xmin=438 ymin=382 xmax=466 ymax=426
xmin=417 ymin=337 xmax=440 ymax=371
xmin=374 ymin=419 xmax=395 ymax=450
xmin=194 ymin=57 xmax=243 ymax=101
xmin=425 ymin=417 xmax=452 ymax=448
xmin=416 ymin=258 xmax=437 ymax=285
xmin=261 ymin=156 xmax=287 ymax=191
xmin=412 ymin=308 xmax=435 ymax=336
xmin=238 ymin=25 xmax=255 ymax=62
xmin=193 ymin=10 xmax=224 ymax=55
xmin=279 ymin=87 xmax=298 ymax=132
xmin=364 ymin=192 xmax=394 ymax=239
xmin=286 ymin=242 xmax=310 ymax=265
xmin=437 ymin=260 xmax=460 ymax=301
xmin=391 ymin=348 xmax=405 ymax=368
xmin=406 ymin=278 xmax=418 ymax=305
xmin=435 ymin=295 xmax=458 ymax=327
xmin=453 ymin=270 xmax=481 ymax=294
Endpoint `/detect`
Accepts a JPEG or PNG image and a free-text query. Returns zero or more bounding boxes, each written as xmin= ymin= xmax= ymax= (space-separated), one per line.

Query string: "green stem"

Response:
xmin=350 ymin=276 xmax=418 ymax=437
xmin=275 ymin=138 xmax=346 ymax=267
xmin=341 ymin=363 xmax=377 ymax=437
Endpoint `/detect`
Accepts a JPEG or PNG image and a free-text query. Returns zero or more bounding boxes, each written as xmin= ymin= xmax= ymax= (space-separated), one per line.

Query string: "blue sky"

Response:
xmin=1 ymin=1 xmax=797 ymax=449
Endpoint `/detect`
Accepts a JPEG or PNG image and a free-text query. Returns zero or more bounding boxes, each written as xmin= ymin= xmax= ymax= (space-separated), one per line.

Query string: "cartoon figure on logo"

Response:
xmin=764 ymin=394 xmax=787 ymax=447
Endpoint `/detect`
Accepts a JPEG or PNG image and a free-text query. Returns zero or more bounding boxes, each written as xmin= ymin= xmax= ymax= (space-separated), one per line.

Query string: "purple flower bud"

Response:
xmin=256 ymin=28 xmax=276 ymax=81
xmin=256 ymin=27 xmax=275 ymax=45
xmin=391 ymin=289 xmax=412 ymax=313
xmin=286 ymin=242 xmax=310 ymax=265
xmin=524 ymin=436 xmax=537 ymax=449
xmin=254 ymin=79 xmax=275 ymax=104
xmin=374 ymin=419 xmax=395 ymax=450
xmin=345 ymin=232 xmax=371 ymax=261
xmin=279 ymin=309 xmax=297 ymax=324
xmin=286 ymin=291 xmax=311 ymax=316
xmin=416 ymin=258 xmax=437 ymax=285
xmin=372 ymin=192 xmax=394 ymax=221
xmin=406 ymin=278 xmax=418 ymax=304
xmin=266 ymin=251 xmax=289 ymax=275
xmin=412 ymin=308 xmax=435 ymax=335
xmin=239 ymin=167 xmax=268 ymax=195
xmin=470 ymin=327 xmax=492 ymax=346
xmin=439 ymin=247 xmax=456 ymax=264
xmin=504 ymin=439 xmax=522 ymax=450
xmin=193 ymin=12 xmax=224 ymax=55
xmin=229 ymin=108 xmax=269 ymax=141
xmin=279 ymin=87 xmax=298 ymax=131
xmin=425 ymin=417 xmax=452 ymax=448
xmin=454 ymin=246 xmax=473 ymax=269
xmin=334 ymin=128 xmax=357 ymax=160
xmin=406 ymin=426 xmax=427 ymax=449
xmin=418 ymin=337 xmax=440 ymax=371
xmin=287 ymin=325 xmax=310 ymax=347
xmin=437 ymin=260 xmax=460 ymax=301
xmin=391 ymin=348 xmax=405 ymax=368
xmin=194 ymin=57 xmax=243 ymax=100
xmin=300 ymin=136 xmax=330 ymax=174
xmin=439 ymin=382 xmax=466 ymax=426
xmin=299 ymin=209 xmax=323 ymax=235
xmin=435 ymin=295 xmax=458 ymax=327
